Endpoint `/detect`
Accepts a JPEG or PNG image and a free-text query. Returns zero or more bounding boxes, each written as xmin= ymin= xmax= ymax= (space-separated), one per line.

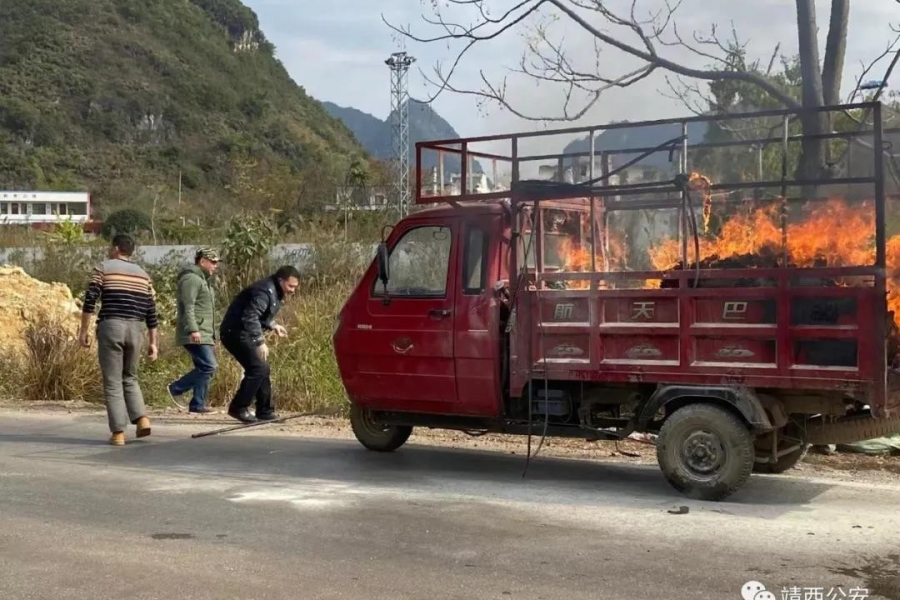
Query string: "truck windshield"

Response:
xmin=378 ymin=225 xmax=453 ymax=297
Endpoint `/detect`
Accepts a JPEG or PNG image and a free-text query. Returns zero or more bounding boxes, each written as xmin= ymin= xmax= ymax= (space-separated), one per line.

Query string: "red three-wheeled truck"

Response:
xmin=333 ymin=102 xmax=900 ymax=500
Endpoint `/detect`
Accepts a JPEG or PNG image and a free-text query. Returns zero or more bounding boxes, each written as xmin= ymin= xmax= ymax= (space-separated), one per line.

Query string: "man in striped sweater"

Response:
xmin=78 ymin=234 xmax=160 ymax=446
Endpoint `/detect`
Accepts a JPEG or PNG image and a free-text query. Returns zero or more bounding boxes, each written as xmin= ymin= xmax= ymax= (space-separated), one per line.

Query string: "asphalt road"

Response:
xmin=1 ymin=409 xmax=899 ymax=600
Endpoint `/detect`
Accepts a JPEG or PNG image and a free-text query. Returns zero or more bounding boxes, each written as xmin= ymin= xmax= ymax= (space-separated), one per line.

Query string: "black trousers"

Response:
xmin=221 ymin=334 xmax=273 ymax=416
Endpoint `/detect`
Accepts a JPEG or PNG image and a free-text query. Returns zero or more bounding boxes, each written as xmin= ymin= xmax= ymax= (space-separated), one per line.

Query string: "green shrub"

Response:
xmin=101 ymin=208 xmax=152 ymax=240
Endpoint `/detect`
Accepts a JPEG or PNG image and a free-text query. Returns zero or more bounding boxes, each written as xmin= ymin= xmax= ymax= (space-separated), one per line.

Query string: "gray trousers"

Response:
xmin=97 ymin=319 xmax=147 ymax=433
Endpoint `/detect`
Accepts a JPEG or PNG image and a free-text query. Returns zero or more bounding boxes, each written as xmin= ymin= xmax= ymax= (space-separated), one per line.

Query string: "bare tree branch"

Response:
xmin=766 ymin=43 xmax=782 ymax=76
xmin=386 ymin=0 xmax=802 ymax=124
xmin=846 ymin=33 xmax=900 ymax=104
xmin=546 ymin=0 xmax=800 ymax=108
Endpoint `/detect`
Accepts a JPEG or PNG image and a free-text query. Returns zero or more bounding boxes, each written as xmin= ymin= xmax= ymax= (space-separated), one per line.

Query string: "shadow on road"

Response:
xmin=0 ymin=433 xmax=110 ymax=447
xmin=74 ymin=432 xmax=833 ymax=510
xmin=0 ymin=411 xmax=834 ymax=511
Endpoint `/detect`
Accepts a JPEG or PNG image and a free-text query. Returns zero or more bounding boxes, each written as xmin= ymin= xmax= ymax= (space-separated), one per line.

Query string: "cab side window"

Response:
xmin=463 ymin=226 xmax=488 ymax=295
xmin=377 ymin=225 xmax=453 ymax=297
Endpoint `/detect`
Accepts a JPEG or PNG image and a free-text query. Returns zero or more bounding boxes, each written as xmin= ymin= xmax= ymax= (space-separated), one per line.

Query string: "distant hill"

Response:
xmin=323 ymin=100 xmax=482 ymax=177
xmin=0 ymin=0 xmax=363 ymax=214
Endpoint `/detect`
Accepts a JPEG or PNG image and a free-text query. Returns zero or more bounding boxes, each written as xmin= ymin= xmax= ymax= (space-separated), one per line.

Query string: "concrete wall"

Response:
xmin=0 ymin=243 xmax=377 ymax=268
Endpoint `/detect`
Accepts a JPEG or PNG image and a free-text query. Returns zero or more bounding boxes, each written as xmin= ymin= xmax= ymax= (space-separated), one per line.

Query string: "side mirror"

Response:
xmin=376 ymin=242 xmax=390 ymax=286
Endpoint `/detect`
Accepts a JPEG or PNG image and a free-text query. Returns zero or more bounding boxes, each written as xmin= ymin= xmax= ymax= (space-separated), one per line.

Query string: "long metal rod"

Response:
xmin=511 ymin=137 xmax=520 ymax=184
xmin=460 ymin=141 xmax=468 ymax=197
xmin=589 ymin=130 xmax=597 ymax=273
xmin=601 ymin=153 xmax=611 ymax=273
xmin=536 ymin=264 xmax=877 ymax=282
xmin=439 ymin=150 xmax=445 ymax=195
xmin=873 ymin=104 xmax=889 ymax=415
xmin=680 ymin=122 xmax=688 ymax=268
xmin=191 ymin=413 xmax=315 ymax=439
xmin=512 ymin=127 xmax=900 ymax=163
xmin=780 ymin=115 xmax=790 ymax=267
xmin=874 ymin=102 xmax=886 ymax=268
xmin=421 ymin=126 xmax=900 ymax=164
xmin=419 ymin=101 xmax=879 ymax=146
xmin=506 ymin=176 xmax=877 ymax=203
xmin=605 ymin=192 xmax=870 ymax=213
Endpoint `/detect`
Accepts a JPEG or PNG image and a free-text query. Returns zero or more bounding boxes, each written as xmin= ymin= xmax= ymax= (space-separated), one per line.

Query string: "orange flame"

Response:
xmin=549 ymin=188 xmax=900 ymax=332
xmin=688 ymin=172 xmax=713 ymax=232
xmin=645 ymin=197 xmax=900 ymax=328
xmin=887 ymin=237 xmax=900 ymax=329
xmin=557 ymin=238 xmax=592 ymax=289
xmin=648 ymin=199 xmax=877 ymax=271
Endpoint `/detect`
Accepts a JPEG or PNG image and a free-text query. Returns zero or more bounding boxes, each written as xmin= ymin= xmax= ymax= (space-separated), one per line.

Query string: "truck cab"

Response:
xmin=335 ymin=201 xmax=510 ymax=420
xmin=333 ymin=102 xmax=900 ymax=501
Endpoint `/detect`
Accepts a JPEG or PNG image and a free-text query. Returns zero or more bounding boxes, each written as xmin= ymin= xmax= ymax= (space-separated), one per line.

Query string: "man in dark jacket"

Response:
xmin=167 ymin=247 xmax=219 ymax=414
xmin=220 ymin=265 xmax=301 ymax=423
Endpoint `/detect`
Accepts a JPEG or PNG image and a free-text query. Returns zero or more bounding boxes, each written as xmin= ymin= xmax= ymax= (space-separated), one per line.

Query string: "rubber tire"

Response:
xmin=753 ymin=423 xmax=809 ymax=475
xmin=349 ymin=404 xmax=412 ymax=452
xmin=805 ymin=415 xmax=900 ymax=446
xmin=656 ymin=403 xmax=755 ymax=501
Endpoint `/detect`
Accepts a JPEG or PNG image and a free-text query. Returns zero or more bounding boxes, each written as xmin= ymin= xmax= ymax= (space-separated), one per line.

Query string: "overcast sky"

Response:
xmin=244 ymin=0 xmax=899 ymax=138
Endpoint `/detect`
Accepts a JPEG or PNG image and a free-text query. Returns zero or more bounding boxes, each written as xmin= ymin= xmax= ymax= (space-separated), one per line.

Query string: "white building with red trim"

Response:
xmin=0 ymin=191 xmax=91 ymax=224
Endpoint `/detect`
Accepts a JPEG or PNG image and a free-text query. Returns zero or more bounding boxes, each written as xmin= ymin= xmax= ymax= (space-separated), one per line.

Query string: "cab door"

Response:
xmin=453 ymin=217 xmax=503 ymax=416
xmin=353 ymin=219 xmax=459 ymax=414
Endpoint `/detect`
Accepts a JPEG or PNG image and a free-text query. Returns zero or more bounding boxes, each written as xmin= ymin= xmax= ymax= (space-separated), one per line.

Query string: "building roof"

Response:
xmin=0 ymin=191 xmax=89 ymax=201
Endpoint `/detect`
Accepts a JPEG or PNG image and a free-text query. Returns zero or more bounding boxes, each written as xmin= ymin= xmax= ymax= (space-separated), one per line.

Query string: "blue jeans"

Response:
xmin=170 ymin=344 xmax=217 ymax=410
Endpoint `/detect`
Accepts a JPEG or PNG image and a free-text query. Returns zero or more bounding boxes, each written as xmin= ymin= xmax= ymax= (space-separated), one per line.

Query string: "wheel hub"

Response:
xmin=681 ymin=430 xmax=725 ymax=475
xmin=359 ymin=410 xmax=391 ymax=437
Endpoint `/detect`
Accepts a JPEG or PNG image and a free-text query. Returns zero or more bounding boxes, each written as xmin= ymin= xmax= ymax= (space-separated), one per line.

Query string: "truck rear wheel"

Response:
xmin=350 ymin=405 xmax=412 ymax=452
xmin=656 ymin=403 xmax=755 ymax=501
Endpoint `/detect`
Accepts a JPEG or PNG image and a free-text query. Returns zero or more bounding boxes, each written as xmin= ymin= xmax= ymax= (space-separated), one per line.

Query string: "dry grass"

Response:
xmin=0 ymin=236 xmax=368 ymax=413
xmin=0 ymin=311 xmax=103 ymax=403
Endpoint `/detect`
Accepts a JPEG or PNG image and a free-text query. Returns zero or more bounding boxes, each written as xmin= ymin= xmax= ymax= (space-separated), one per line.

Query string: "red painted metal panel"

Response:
xmin=603 ymin=297 xmax=679 ymax=324
xmin=521 ymin=272 xmax=879 ymax=394
xmin=693 ymin=338 xmax=777 ymax=366
xmin=538 ymin=334 xmax=592 ymax=363
xmin=694 ymin=298 xmax=775 ymax=324
xmin=602 ymin=335 xmax=680 ymax=364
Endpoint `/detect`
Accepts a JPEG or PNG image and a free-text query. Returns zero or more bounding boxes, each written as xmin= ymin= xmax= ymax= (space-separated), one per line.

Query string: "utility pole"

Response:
xmin=385 ymin=51 xmax=415 ymax=218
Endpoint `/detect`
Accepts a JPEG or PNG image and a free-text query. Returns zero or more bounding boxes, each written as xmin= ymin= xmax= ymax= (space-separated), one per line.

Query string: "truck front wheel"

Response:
xmin=350 ymin=405 xmax=412 ymax=452
xmin=656 ymin=403 xmax=755 ymax=501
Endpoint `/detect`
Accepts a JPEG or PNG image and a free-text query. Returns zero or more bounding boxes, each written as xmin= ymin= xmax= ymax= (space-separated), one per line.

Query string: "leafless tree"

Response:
xmin=387 ymin=0 xmax=897 ymax=179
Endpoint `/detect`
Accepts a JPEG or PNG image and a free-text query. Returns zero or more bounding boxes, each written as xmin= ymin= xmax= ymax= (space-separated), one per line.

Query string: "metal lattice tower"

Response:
xmin=386 ymin=52 xmax=415 ymax=217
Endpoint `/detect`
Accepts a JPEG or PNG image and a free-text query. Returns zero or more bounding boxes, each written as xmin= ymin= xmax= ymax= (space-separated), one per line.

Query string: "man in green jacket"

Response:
xmin=167 ymin=247 xmax=219 ymax=413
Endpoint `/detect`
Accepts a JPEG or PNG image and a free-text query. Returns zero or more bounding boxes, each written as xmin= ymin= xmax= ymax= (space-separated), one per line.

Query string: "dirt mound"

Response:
xmin=0 ymin=266 xmax=81 ymax=351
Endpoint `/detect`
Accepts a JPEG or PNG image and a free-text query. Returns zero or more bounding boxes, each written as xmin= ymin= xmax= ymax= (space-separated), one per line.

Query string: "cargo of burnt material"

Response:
xmin=0 ymin=266 xmax=81 ymax=352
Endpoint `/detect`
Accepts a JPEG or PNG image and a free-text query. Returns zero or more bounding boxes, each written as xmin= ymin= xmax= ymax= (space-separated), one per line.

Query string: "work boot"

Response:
xmin=109 ymin=432 xmax=125 ymax=446
xmin=189 ymin=406 xmax=215 ymax=415
xmin=255 ymin=412 xmax=280 ymax=422
xmin=135 ymin=416 xmax=152 ymax=438
xmin=228 ymin=408 xmax=257 ymax=424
